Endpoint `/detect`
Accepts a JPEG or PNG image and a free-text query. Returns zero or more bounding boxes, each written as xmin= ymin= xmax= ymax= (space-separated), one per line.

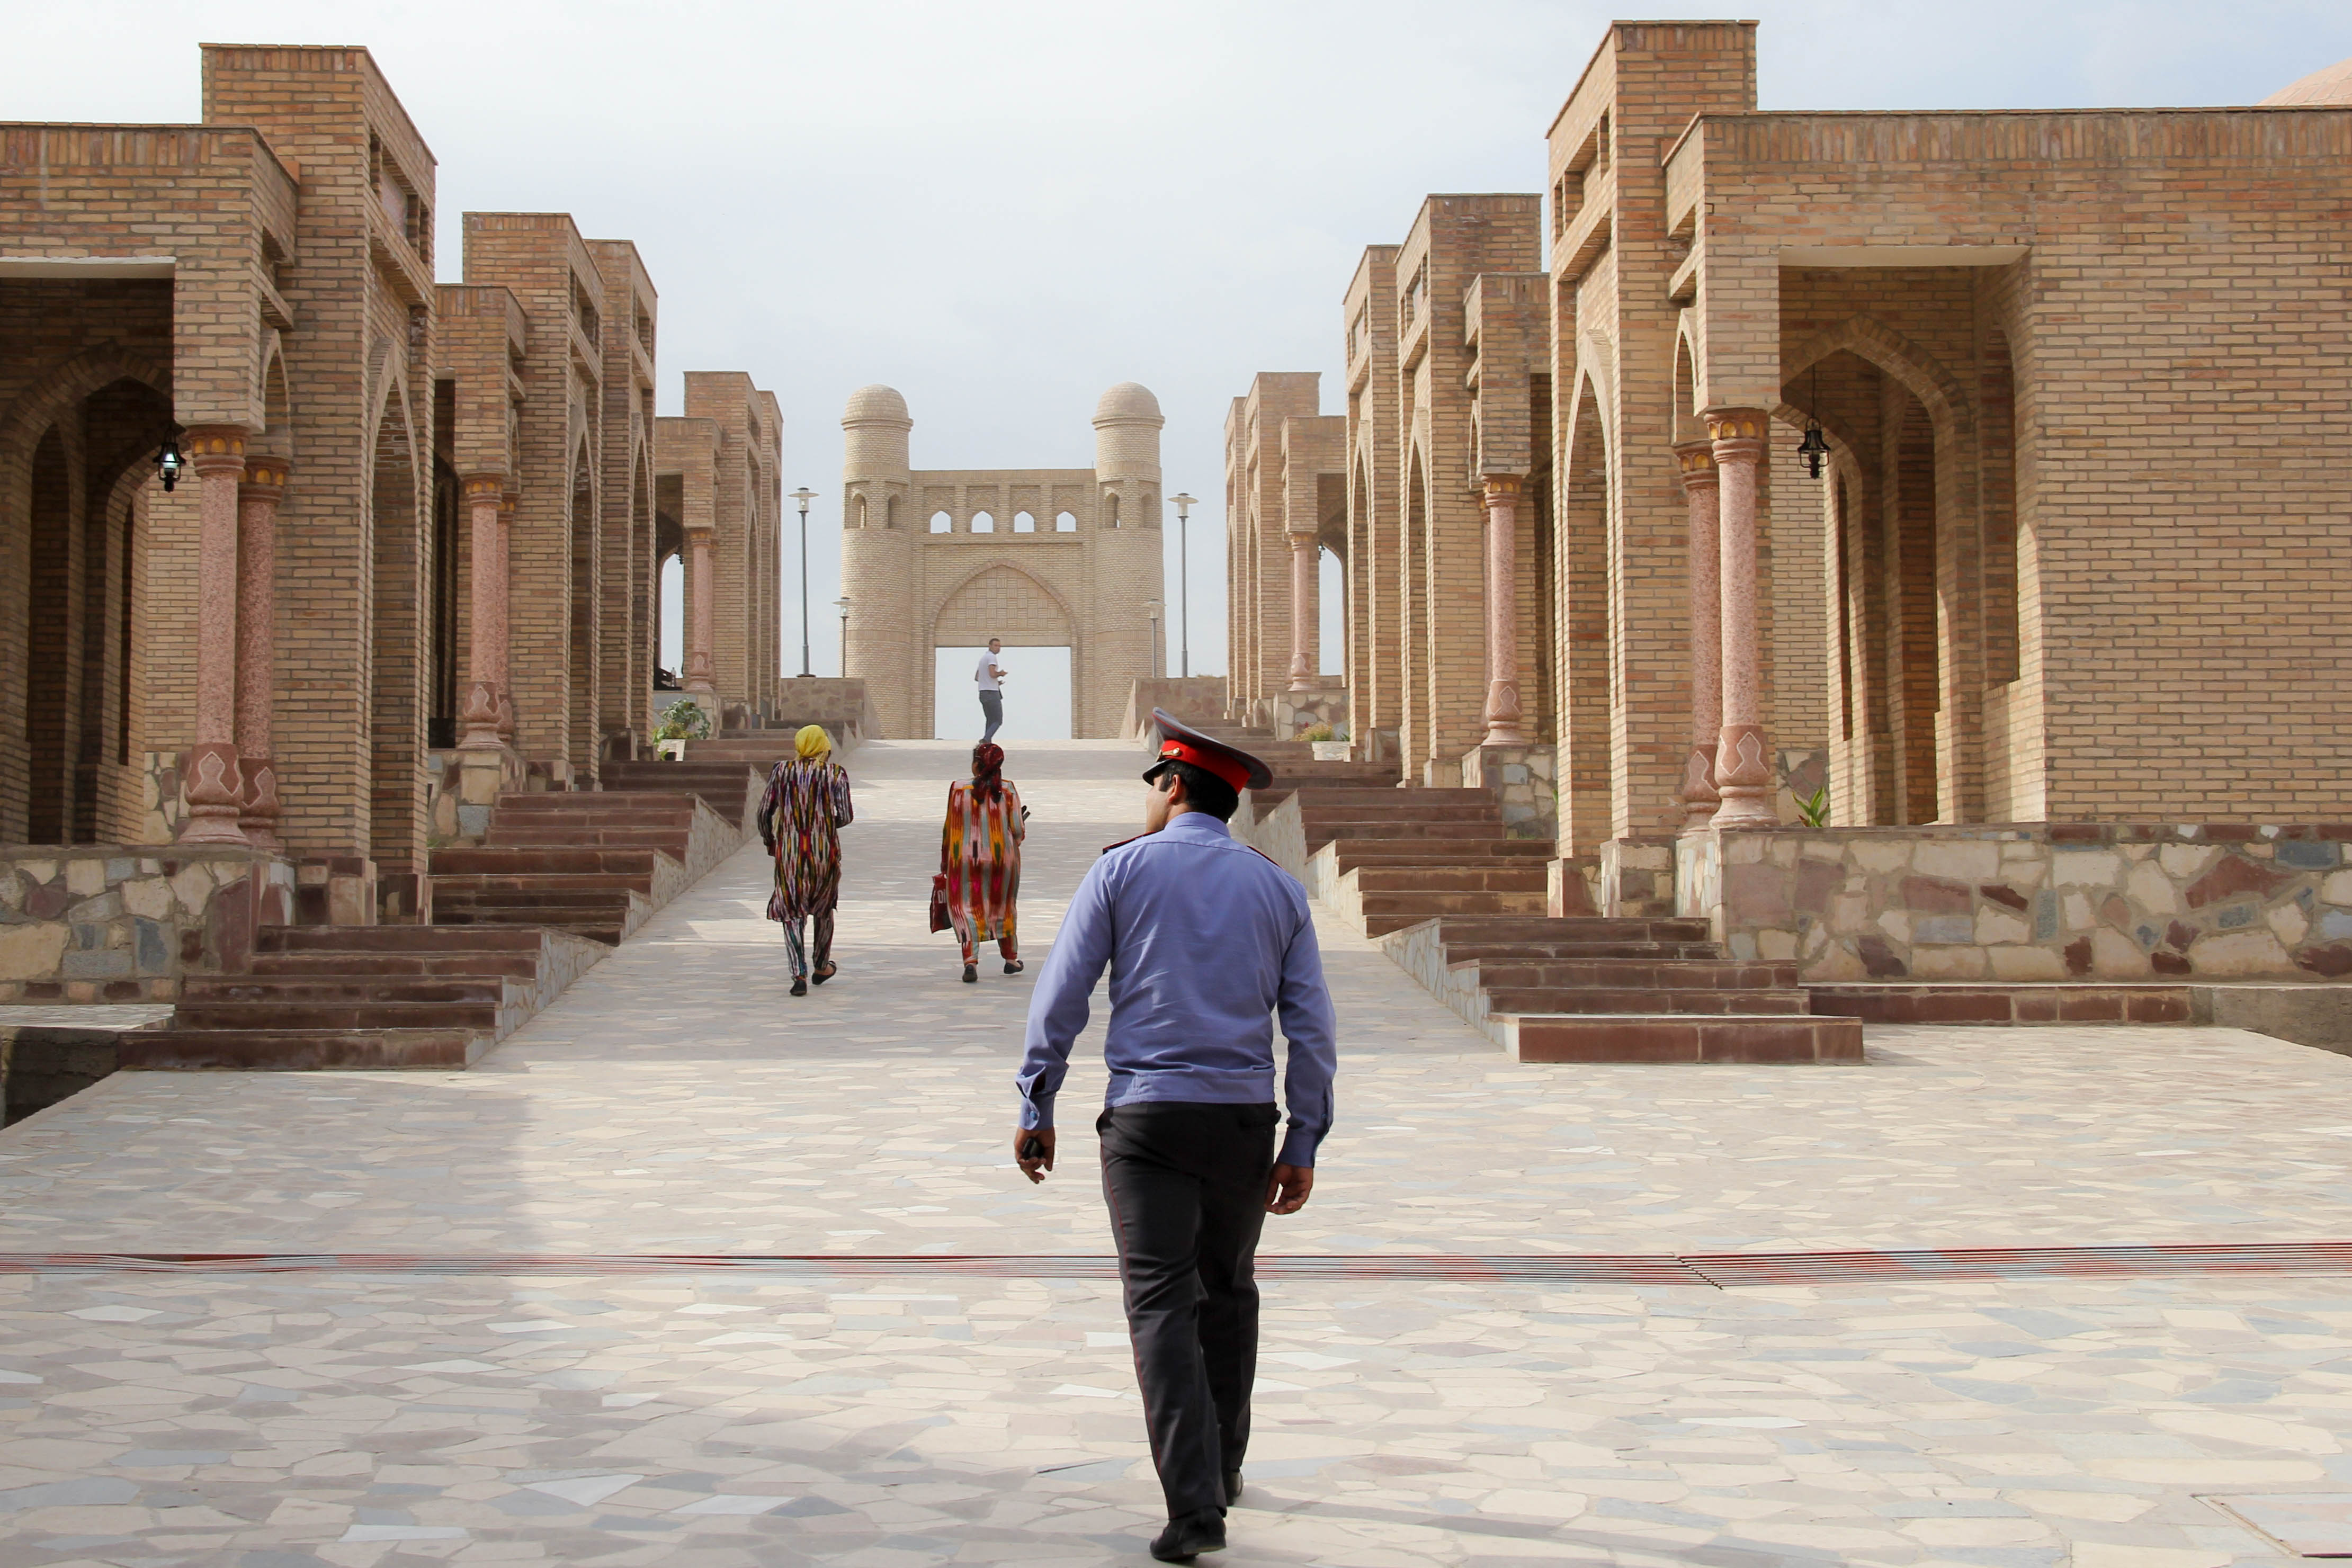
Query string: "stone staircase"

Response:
xmin=430 ymin=790 xmax=737 ymax=944
xmin=1246 ymin=781 xmax=1861 ymax=1065
xmin=122 ymin=924 xmax=605 ymax=1070
xmin=130 ymin=777 xmax=760 ymax=1071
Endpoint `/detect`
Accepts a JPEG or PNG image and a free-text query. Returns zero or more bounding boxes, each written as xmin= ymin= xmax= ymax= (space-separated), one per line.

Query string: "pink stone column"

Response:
xmin=178 ymin=427 xmax=248 ymax=845
xmin=1674 ymin=443 xmax=1721 ymax=826
xmin=493 ymin=492 xmax=517 ymax=739
xmin=1480 ymin=474 xmax=1528 ymax=745
xmin=1285 ymin=531 xmax=1317 ymax=692
xmin=1708 ymin=410 xmax=1776 ymax=827
xmin=235 ymin=456 xmax=288 ymax=846
xmin=459 ymin=475 xmax=507 ymax=749
xmin=684 ymin=526 xmax=717 ymax=697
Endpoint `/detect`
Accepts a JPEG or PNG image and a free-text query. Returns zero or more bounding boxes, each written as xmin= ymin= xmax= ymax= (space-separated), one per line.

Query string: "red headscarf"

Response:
xmin=971 ymin=741 xmax=1006 ymax=803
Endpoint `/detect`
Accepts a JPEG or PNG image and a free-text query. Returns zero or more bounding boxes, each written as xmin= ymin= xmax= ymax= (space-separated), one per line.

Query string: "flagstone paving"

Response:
xmin=2 ymin=740 xmax=2350 ymax=1564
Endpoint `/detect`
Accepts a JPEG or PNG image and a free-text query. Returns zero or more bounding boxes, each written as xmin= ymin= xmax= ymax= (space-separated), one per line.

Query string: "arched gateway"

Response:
xmin=839 ymin=383 xmax=1166 ymax=738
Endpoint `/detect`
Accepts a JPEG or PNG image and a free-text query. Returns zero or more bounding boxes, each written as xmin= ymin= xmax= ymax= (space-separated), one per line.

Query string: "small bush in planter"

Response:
xmin=653 ymin=699 xmax=712 ymax=749
xmin=1301 ymin=722 xmax=1335 ymax=743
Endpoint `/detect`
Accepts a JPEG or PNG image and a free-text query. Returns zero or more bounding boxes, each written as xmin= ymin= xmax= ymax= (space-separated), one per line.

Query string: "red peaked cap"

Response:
xmin=1144 ymin=709 xmax=1274 ymax=793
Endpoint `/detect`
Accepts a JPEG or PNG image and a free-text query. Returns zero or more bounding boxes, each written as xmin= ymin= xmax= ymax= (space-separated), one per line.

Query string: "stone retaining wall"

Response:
xmin=1679 ymin=823 xmax=2352 ymax=982
xmin=0 ymin=847 xmax=294 ymax=1001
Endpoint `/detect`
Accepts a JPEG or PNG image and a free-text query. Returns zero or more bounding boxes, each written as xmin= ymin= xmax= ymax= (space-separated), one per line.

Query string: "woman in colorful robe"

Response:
xmin=941 ymin=741 xmax=1025 ymax=983
xmin=759 ymin=724 xmax=855 ymax=996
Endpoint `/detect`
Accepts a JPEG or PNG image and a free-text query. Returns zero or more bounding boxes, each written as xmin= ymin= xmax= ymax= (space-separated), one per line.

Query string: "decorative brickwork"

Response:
xmin=840 ymin=384 xmax=1164 ymax=738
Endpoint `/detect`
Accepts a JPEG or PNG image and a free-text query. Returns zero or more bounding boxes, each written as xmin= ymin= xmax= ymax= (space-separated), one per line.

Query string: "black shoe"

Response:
xmin=1003 ymin=960 xmax=1023 ymax=975
xmin=1223 ymin=1469 xmax=1242 ymax=1506
xmin=811 ymin=963 xmax=837 ymax=986
xmin=1150 ymin=1509 xmax=1226 ymax=1562
xmin=961 ymin=963 xmax=977 ymax=983
xmin=789 ymin=976 xmax=808 ymax=997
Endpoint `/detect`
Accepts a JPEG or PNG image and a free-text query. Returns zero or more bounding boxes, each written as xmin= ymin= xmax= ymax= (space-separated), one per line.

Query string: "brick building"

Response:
xmin=1229 ymin=23 xmax=2352 ymax=982
xmin=840 ymin=383 xmax=1165 ymax=739
xmin=654 ymin=374 xmax=783 ymax=729
xmin=0 ymin=44 xmax=772 ymax=951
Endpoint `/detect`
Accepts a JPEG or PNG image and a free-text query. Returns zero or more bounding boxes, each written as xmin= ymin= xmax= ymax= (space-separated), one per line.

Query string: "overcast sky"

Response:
xmin=11 ymin=2 xmax=2348 ymax=697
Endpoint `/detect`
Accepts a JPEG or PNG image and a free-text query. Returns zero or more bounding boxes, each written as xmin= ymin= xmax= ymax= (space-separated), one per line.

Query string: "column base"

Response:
xmin=178 ymin=742 xmax=248 ymax=846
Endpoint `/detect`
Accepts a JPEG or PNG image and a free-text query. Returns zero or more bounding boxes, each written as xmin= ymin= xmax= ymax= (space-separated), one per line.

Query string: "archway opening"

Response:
xmin=934 ymin=645 xmax=1071 ymax=741
xmin=567 ymin=455 xmax=594 ymax=772
xmin=1559 ymin=381 xmax=1611 ymax=852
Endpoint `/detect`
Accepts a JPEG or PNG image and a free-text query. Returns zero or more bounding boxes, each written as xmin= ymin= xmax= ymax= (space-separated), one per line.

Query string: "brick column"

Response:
xmin=1674 ymin=443 xmax=1721 ymax=826
xmin=1708 ymin=410 xmax=1775 ymax=828
xmin=459 ymin=474 xmax=506 ymax=749
xmin=494 ymin=492 xmax=518 ymax=739
xmin=178 ymin=427 xmax=248 ymax=845
xmin=1285 ymin=531 xmax=1317 ymax=692
xmin=235 ymin=456 xmax=288 ymax=846
xmin=684 ymin=525 xmax=716 ymax=697
xmin=1480 ymin=474 xmax=1527 ymax=745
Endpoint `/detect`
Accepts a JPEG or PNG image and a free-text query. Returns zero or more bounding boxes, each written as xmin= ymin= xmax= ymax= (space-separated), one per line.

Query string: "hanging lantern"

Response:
xmin=155 ymin=439 xmax=184 ymax=492
xmin=1796 ymin=422 xmax=1829 ymax=480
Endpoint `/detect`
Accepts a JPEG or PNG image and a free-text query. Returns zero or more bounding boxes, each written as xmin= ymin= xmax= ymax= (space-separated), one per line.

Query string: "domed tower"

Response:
xmin=1087 ymin=383 xmax=1169 ymax=732
xmin=842 ymin=384 xmax=916 ymax=737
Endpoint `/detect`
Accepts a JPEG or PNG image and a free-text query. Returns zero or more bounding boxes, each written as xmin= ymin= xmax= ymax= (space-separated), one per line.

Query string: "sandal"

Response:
xmin=811 ymin=963 xmax=838 ymax=986
xmin=1003 ymin=960 xmax=1024 ymax=974
xmin=789 ymin=976 xmax=808 ymax=997
xmin=961 ymin=963 xmax=978 ymax=983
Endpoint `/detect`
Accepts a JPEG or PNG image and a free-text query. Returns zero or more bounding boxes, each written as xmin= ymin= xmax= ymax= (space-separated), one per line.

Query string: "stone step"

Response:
xmin=493 ymin=789 xmax=699 ymax=814
xmin=173 ymin=998 xmax=505 ymax=1032
xmin=486 ymin=823 xmax=693 ymax=850
xmin=1305 ymin=818 xmax=1510 ymax=846
xmin=258 ymin=926 xmax=551 ymax=953
xmin=121 ymin=1028 xmax=485 ymax=1070
xmin=430 ymin=847 xmax=664 ymax=877
xmin=1470 ymin=958 xmax=1803 ymax=990
xmin=1327 ymin=839 xmax=1553 ymax=871
xmin=1444 ymin=940 xmax=1727 ymax=961
xmin=252 ymin=950 xmax=544 ymax=980
xmin=1349 ymin=866 xmax=1551 ymax=893
xmin=1486 ymin=986 xmax=1811 ymax=1016
xmin=1804 ymin=982 xmax=2197 ymax=1026
xmin=1360 ymin=891 xmax=1549 ymax=934
xmin=1418 ymin=916 xmax=1716 ymax=944
xmin=1498 ymin=1013 xmax=1864 ymax=1064
xmin=181 ymin=974 xmax=514 ymax=1005
xmin=431 ymin=872 xmax=658 ymax=896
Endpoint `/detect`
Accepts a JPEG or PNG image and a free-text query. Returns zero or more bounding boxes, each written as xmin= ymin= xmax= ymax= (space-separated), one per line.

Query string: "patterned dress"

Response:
xmin=759 ymin=758 xmax=854 ymax=976
xmin=942 ymin=778 xmax=1024 ymax=962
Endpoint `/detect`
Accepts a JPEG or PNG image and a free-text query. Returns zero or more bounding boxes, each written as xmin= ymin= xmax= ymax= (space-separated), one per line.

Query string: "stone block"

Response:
xmin=133 ymin=919 xmax=170 ymax=976
xmin=2323 ymin=870 xmax=2352 ymax=904
xmin=67 ymin=892 xmax=121 ymax=924
xmin=2063 ymin=891 xmax=2094 ymax=931
xmin=2053 ymin=849 xmax=2122 ymax=889
xmin=2279 ymin=840 xmax=2340 ymax=870
xmin=1988 ymin=945 xmax=2068 ymax=981
xmin=2089 ymin=927 xmax=2151 ymax=976
xmin=2321 ymin=908 xmax=2352 ymax=941
xmin=0 ymin=924 xmax=68 ymax=982
xmin=2033 ymin=890 xmax=2060 ymax=940
xmin=1911 ymin=945 xmax=1988 ymax=979
xmin=1913 ymin=840 xmax=1999 ymax=880
xmin=2124 ymin=862 xmax=2178 ymax=915
xmin=2189 ymin=927 xmax=2293 ymax=976
xmin=1975 ymin=906 xmax=2031 ymax=945
xmin=1757 ymin=927 xmax=1798 ymax=960
xmin=1900 ymin=875 xmax=1971 ymax=914
xmin=171 ymin=865 xmax=213 ymax=915
xmin=1911 ymin=914 xmax=1972 ymax=945
xmin=0 ymin=876 xmax=20 ymax=913
xmin=458 ymin=804 xmax=493 ymax=839
xmin=17 ymin=860 xmax=56 ymax=885
xmin=1875 ymin=909 xmax=1912 ymax=943
xmin=64 ymin=859 xmax=104 ymax=897
xmin=2268 ymin=901 xmax=2310 ymax=946
xmin=1852 ymin=840 xmax=1908 ymax=874
xmin=2159 ymin=843 xmax=2220 ymax=881
xmin=2186 ymin=855 xmax=2290 ymax=909
xmin=121 ymin=878 xmax=171 ymax=921
xmin=59 ymin=948 xmax=132 ymax=980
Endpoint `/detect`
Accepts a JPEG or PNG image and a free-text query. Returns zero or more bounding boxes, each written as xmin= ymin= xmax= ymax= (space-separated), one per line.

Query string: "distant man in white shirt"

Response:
xmin=976 ymin=638 xmax=1007 ymax=742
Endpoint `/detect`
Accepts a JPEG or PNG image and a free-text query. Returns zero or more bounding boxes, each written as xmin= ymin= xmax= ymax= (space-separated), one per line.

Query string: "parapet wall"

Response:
xmin=1679 ymin=823 xmax=2352 ymax=983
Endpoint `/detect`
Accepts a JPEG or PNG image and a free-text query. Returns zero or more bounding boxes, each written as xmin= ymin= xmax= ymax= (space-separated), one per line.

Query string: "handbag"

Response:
xmin=928 ymin=873 xmax=951 ymax=934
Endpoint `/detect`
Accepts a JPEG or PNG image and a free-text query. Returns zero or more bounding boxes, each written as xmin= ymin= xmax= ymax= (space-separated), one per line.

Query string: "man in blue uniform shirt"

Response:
xmin=1014 ymin=711 xmax=1337 ymax=1562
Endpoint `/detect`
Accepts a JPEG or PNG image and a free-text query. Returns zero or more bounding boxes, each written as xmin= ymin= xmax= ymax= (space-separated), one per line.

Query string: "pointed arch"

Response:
xmin=1781 ymin=313 xmax=1972 ymax=438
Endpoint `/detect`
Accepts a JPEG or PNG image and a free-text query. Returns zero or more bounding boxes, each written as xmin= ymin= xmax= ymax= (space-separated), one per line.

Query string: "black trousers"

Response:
xmin=978 ymin=690 xmax=1004 ymax=741
xmin=1097 ymin=1100 xmax=1279 ymax=1519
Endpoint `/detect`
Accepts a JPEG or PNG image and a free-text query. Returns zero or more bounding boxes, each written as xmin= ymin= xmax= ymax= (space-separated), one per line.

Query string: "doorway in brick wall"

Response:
xmin=933 ymin=646 xmax=1071 ymax=741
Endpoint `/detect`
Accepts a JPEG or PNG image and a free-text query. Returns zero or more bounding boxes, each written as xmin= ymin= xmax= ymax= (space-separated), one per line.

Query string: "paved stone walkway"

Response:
xmin=4 ymin=740 xmax=2352 ymax=1564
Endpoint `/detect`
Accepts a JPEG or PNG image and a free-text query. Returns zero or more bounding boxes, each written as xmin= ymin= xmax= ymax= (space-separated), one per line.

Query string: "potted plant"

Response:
xmin=1302 ymin=721 xmax=1351 ymax=762
xmin=652 ymin=698 xmax=712 ymax=760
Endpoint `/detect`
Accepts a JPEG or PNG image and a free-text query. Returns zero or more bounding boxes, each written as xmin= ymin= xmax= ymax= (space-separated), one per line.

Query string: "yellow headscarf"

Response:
xmin=794 ymin=724 xmax=832 ymax=759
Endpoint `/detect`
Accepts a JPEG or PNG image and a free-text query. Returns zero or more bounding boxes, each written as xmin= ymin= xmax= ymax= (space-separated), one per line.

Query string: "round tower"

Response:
xmin=842 ymin=384 xmax=916 ymax=738
xmin=1086 ymin=383 xmax=1169 ymax=734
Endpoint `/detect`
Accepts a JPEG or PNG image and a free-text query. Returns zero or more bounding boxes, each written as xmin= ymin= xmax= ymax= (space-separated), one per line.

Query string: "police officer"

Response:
xmin=1014 ymin=711 xmax=1338 ymax=1562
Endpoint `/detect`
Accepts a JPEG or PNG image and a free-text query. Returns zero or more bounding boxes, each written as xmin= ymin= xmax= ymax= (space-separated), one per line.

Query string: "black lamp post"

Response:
xmin=789 ymin=487 xmax=818 ymax=677
xmin=1169 ymin=492 xmax=1196 ymax=678
xmin=155 ymin=439 xmax=183 ymax=492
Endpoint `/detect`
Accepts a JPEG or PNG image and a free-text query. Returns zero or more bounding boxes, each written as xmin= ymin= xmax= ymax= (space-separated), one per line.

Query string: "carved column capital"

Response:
xmin=181 ymin=425 xmax=249 ymax=479
xmin=1704 ymin=409 xmax=1769 ymax=462
xmin=1673 ymin=441 xmax=1719 ymax=492
xmin=1480 ymin=473 xmax=1524 ymax=504
xmin=239 ymin=454 xmax=290 ymax=500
